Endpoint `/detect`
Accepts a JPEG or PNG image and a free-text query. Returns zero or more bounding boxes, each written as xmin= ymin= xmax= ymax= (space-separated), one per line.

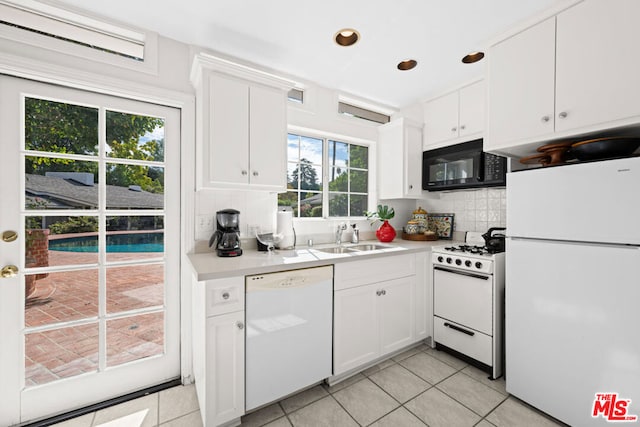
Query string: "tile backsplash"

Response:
xmin=417 ymin=188 xmax=506 ymax=233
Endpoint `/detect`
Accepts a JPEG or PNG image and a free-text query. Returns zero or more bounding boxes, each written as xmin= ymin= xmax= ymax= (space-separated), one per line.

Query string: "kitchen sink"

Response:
xmin=315 ymin=246 xmax=355 ymax=254
xmin=348 ymin=244 xmax=387 ymax=251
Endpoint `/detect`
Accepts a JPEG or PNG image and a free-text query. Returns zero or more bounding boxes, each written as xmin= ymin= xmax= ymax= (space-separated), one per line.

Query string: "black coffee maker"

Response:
xmin=208 ymin=209 xmax=243 ymax=257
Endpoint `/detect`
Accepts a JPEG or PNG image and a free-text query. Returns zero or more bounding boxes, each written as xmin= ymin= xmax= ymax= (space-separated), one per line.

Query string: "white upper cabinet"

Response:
xmin=423 ymin=80 xmax=484 ymax=148
xmin=378 ymin=118 xmax=423 ymax=199
xmin=486 ymin=18 xmax=556 ymax=152
xmin=191 ymin=53 xmax=294 ymax=191
xmin=486 ymin=0 xmax=640 ymax=157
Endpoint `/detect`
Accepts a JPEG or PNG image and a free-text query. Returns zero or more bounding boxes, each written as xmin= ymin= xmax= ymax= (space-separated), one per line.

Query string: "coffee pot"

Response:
xmin=209 ymin=209 xmax=243 ymax=257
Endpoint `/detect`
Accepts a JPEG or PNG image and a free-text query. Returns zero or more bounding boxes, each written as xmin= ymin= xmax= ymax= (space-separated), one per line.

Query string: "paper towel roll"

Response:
xmin=276 ymin=210 xmax=295 ymax=249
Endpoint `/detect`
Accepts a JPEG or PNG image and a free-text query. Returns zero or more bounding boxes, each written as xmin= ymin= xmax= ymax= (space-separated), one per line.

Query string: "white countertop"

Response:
xmin=188 ymin=239 xmax=452 ymax=281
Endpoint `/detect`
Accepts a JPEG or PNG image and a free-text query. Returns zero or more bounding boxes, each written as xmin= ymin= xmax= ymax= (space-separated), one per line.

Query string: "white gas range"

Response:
xmin=431 ymin=232 xmax=505 ymax=379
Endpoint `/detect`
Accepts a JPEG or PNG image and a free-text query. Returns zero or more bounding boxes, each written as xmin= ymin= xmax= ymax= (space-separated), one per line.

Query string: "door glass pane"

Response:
xmin=106 ymin=111 xmax=165 ymax=162
xmin=107 ymin=264 xmax=164 ymax=313
xmin=107 ymin=312 xmax=164 ymax=367
xmin=25 ymin=269 xmax=99 ymax=327
xmin=106 ymin=163 xmax=164 ymax=209
xmin=26 ymin=216 xmax=99 ymax=267
xmin=106 ymin=215 xmax=164 ymax=262
xmin=25 ymin=98 xmax=98 ymax=155
xmin=26 ymin=157 xmax=99 ymax=210
xmin=25 ymin=323 xmax=99 ymax=387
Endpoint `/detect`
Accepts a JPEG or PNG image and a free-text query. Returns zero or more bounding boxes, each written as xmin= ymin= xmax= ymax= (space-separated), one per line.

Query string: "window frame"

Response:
xmin=284 ymin=127 xmax=375 ymax=220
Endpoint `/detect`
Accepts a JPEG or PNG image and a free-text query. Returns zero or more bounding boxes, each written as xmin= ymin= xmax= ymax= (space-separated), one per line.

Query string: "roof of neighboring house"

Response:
xmin=25 ymin=174 xmax=164 ymax=209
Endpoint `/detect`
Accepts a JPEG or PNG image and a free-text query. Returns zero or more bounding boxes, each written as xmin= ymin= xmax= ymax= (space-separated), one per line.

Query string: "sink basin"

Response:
xmin=348 ymin=244 xmax=387 ymax=251
xmin=315 ymin=246 xmax=355 ymax=254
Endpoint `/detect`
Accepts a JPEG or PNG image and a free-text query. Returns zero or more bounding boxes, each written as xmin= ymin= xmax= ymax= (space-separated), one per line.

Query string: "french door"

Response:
xmin=0 ymin=75 xmax=181 ymax=425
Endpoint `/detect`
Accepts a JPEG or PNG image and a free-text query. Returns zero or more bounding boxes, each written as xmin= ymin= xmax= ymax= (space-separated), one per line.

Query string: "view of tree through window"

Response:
xmin=279 ymin=133 xmax=369 ymax=218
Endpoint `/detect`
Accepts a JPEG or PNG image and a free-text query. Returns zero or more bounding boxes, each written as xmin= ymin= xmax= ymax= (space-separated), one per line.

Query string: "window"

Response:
xmin=338 ymin=102 xmax=390 ymax=124
xmin=280 ymin=133 xmax=369 ymax=218
xmin=287 ymin=88 xmax=304 ymax=104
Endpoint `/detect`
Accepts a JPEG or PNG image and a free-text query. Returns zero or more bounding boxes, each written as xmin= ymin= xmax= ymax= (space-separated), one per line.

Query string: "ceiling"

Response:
xmin=55 ymin=0 xmax=558 ymax=109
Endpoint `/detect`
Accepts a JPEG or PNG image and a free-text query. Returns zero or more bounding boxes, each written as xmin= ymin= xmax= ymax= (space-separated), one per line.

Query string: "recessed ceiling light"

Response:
xmin=334 ymin=28 xmax=360 ymax=47
xmin=397 ymin=59 xmax=417 ymax=71
xmin=462 ymin=51 xmax=485 ymax=64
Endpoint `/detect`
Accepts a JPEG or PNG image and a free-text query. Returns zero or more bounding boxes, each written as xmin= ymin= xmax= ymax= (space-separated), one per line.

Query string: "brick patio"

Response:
xmin=24 ymin=250 xmax=166 ymax=387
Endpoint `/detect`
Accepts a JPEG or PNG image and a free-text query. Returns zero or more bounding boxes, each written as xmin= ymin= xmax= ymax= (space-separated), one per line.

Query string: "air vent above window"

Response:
xmin=0 ymin=0 xmax=146 ymax=60
xmin=288 ymin=88 xmax=304 ymax=104
xmin=338 ymin=102 xmax=390 ymax=124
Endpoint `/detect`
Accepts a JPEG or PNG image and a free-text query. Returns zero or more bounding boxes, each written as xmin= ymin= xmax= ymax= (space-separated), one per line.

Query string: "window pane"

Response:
xmin=106 ymin=164 xmax=164 ymax=209
xmin=298 ymin=162 xmax=322 ymax=191
xmin=25 ymin=269 xmax=99 ymax=327
xmin=25 ymin=98 xmax=98 ymax=155
xmin=287 ymin=134 xmax=300 ymax=160
xmin=106 ymin=216 xmax=164 ymax=262
xmin=278 ymin=192 xmax=298 ymax=214
xmin=329 ymin=167 xmax=348 ymax=192
xmin=287 ymin=163 xmax=298 ymax=190
xmin=25 ymin=323 xmax=98 ymax=387
xmin=107 ymin=312 xmax=164 ymax=367
xmin=299 ymin=136 xmax=323 ymax=164
xmin=350 ymin=145 xmax=369 ymax=168
xmin=107 ymin=264 xmax=164 ymax=314
xmin=106 ymin=111 xmax=165 ymax=161
xmin=328 ymin=141 xmax=348 ymax=167
xmin=350 ymin=170 xmax=368 ymax=193
xmin=26 ymin=157 xmax=98 ymax=210
xmin=28 ymin=215 xmax=99 ymax=267
xmin=329 ymin=193 xmax=348 ymax=217
xmin=300 ymin=192 xmax=322 ymax=217
xmin=350 ymin=194 xmax=368 ymax=217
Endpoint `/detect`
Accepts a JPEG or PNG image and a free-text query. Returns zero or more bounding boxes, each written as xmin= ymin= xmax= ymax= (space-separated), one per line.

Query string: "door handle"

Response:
xmin=1 ymin=265 xmax=19 ymax=278
xmin=2 ymin=230 xmax=18 ymax=242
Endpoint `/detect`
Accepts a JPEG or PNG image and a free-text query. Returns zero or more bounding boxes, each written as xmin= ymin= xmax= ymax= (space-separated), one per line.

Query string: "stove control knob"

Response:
xmin=446 ymin=257 xmax=452 ymax=264
xmin=455 ymin=259 xmax=462 ymax=266
xmin=437 ymin=256 xmax=443 ymax=263
xmin=475 ymin=261 xmax=483 ymax=269
xmin=465 ymin=260 xmax=472 ymax=267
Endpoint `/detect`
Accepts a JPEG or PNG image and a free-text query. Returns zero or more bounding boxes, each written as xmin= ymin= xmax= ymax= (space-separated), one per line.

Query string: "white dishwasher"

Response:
xmin=245 ymin=265 xmax=333 ymax=411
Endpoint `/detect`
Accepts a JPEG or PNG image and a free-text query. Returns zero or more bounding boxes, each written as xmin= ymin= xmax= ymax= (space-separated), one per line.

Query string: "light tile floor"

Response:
xmin=50 ymin=344 xmax=567 ymax=427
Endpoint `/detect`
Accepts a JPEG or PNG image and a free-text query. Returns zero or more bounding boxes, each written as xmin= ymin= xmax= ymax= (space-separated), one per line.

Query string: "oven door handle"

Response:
xmin=434 ymin=266 xmax=490 ymax=280
xmin=444 ymin=322 xmax=475 ymax=336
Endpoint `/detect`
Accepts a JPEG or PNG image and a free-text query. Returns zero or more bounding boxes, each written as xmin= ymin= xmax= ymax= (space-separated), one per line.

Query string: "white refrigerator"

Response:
xmin=506 ymin=156 xmax=640 ymax=426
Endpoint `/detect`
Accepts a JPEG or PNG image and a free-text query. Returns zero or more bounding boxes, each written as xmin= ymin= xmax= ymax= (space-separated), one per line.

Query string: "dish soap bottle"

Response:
xmin=351 ymin=224 xmax=359 ymax=244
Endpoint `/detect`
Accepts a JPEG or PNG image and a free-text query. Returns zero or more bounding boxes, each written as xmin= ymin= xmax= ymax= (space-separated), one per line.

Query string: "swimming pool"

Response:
xmin=49 ymin=233 xmax=164 ymax=253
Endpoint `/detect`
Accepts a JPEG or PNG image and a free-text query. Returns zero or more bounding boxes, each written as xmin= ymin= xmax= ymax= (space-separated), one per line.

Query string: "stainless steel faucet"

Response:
xmin=335 ymin=223 xmax=347 ymax=245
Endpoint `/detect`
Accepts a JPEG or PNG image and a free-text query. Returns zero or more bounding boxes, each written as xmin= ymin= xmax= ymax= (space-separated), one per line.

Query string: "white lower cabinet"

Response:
xmin=333 ymin=253 xmax=428 ymax=376
xmin=193 ymin=276 xmax=245 ymax=427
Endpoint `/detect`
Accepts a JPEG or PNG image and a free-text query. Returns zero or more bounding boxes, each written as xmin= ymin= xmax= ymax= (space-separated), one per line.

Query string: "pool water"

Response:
xmin=49 ymin=233 xmax=164 ymax=253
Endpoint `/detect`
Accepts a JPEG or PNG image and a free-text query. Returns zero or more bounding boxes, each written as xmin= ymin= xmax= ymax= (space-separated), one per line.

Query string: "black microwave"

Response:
xmin=422 ymin=139 xmax=506 ymax=191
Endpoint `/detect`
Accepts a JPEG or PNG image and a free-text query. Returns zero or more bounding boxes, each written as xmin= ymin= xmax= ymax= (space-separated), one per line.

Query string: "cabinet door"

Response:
xmin=555 ymin=0 xmax=640 ymax=133
xmin=209 ymin=74 xmax=250 ymax=186
xmin=334 ymin=285 xmax=379 ymax=375
xmin=423 ymin=91 xmax=459 ymax=146
xmin=404 ymin=123 xmax=423 ymax=197
xmin=379 ymin=277 xmax=415 ymax=355
xmin=206 ymin=311 xmax=245 ymax=426
xmin=249 ymin=84 xmax=287 ymax=190
xmin=486 ymin=17 xmax=556 ymax=150
xmin=458 ymin=80 xmax=484 ymax=138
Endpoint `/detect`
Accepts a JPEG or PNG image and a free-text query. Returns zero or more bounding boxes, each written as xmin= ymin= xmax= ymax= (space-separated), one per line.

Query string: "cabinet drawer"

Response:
xmin=205 ymin=276 xmax=245 ymax=317
xmin=334 ymin=253 xmax=415 ymax=290
xmin=434 ymin=316 xmax=491 ymax=366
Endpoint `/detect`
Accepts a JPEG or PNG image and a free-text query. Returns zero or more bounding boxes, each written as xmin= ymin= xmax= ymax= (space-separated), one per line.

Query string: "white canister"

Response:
xmin=276 ymin=210 xmax=296 ymax=249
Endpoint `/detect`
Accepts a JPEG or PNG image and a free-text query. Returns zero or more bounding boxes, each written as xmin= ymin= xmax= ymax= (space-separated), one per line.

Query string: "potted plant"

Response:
xmin=365 ymin=204 xmax=396 ymax=242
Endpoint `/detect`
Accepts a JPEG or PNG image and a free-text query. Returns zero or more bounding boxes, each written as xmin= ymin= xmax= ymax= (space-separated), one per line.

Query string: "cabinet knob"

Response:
xmin=451 ymin=127 xmax=457 ymax=132
xmin=460 ymin=125 xmax=466 ymax=130
xmin=409 ymin=184 xmax=413 ymax=190
xmin=382 ymin=289 xmax=387 ymax=296
xmin=241 ymin=170 xmax=248 ymax=176
xmin=222 ymin=292 xmax=230 ymax=300
xmin=541 ymin=115 xmax=550 ymax=123
xmin=376 ymin=290 xmax=382 ymax=296
xmin=253 ymin=171 xmax=259 ymax=177
xmin=236 ymin=321 xmax=244 ymax=330
xmin=558 ymin=111 xmax=568 ymax=119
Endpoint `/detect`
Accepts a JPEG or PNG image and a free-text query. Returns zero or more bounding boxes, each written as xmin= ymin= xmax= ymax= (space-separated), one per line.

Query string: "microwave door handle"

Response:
xmin=476 ymin=152 xmax=485 ymax=182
